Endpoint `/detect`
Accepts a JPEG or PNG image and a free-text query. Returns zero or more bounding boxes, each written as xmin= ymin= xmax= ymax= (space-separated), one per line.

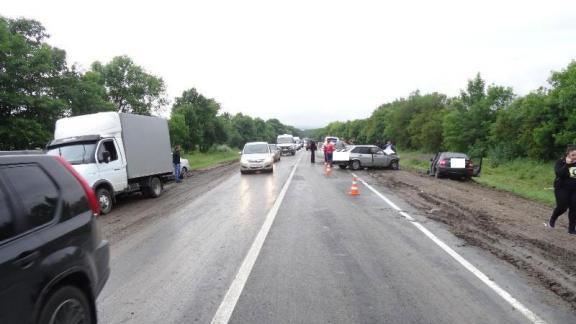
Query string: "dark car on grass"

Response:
xmin=429 ymin=152 xmax=481 ymax=180
xmin=0 ymin=153 xmax=110 ymax=324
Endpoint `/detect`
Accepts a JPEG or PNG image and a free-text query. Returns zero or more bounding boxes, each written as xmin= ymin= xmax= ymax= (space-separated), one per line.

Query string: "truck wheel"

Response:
xmin=146 ymin=177 xmax=163 ymax=198
xmin=351 ymin=160 xmax=361 ymax=171
xmin=38 ymin=285 xmax=94 ymax=324
xmin=390 ymin=160 xmax=399 ymax=170
xmin=96 ymin=188 xmax=113 ymax=215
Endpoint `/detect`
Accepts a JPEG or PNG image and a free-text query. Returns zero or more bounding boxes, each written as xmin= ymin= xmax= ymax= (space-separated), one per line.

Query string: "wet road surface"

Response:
xmin=98 ymin=150 xmax=576 ymax=324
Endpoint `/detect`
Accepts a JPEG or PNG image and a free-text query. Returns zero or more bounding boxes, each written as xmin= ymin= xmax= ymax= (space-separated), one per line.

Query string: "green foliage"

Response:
xmin=92 ymin=56 xmax=168 ymax=115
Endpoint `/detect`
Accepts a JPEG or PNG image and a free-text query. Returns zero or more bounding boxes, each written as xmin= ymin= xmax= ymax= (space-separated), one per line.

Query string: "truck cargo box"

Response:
xmin=119 ymin=113 xmax=173 ymax=179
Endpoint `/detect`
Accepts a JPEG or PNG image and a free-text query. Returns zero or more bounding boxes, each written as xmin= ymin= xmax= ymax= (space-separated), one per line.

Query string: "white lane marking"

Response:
xmin=211 ymin=156 xmax=303 ymax=324
xmin=351 ymin=173 xmax=546 ymax=324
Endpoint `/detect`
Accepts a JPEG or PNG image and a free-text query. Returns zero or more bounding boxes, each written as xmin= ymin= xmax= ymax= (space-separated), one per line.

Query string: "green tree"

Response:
xmin=93 ymin=56 xmax=168 ymax=115
xmin=0 ymin=17 xmax=68 ymax=149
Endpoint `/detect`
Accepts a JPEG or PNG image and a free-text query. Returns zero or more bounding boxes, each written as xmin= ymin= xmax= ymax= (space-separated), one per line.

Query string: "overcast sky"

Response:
xmin=3 ymin=0 xmax=576 ymax=128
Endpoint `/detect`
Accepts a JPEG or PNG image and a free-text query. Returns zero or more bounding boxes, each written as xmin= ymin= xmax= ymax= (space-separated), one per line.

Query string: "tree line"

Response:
xmin=311 ymin=62 xmax=576 ymax=162
xmin=0 ymin=16 xmax=300 ymax=151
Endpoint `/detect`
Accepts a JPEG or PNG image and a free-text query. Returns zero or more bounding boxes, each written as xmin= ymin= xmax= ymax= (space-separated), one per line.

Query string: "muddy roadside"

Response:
xmin=367 ymin=168 xmax=576 ymax=309
xmin=97 ymin=161 xmax=239 ymax=245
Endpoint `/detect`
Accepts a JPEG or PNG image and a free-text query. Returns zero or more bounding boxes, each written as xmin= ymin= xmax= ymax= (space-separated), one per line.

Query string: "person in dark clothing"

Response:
xmin=173 ymin=145 xmax=181 ymax=183
xmin=309 ymin=140 xmax=317 ymax=163
xmin=548 ymin=146 xmax=576 ymax=234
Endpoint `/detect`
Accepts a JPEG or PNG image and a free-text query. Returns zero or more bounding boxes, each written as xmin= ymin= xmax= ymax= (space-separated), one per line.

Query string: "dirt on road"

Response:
xmin=97 ymin=161 xmax=239 ymax=245
xmin=368 ymin=167 xmax=576 ymax=310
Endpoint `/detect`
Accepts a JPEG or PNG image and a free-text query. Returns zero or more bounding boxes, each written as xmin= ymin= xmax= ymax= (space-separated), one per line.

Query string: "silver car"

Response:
xmin=268 ymin=144 xmax=281 ymax=162
xmin=334 ymin=145 xmax=399 ymax=170
xmin=240 ymin=142 xmax=274 ymax=174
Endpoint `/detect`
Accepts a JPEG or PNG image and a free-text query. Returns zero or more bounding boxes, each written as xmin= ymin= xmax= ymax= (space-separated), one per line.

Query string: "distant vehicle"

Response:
xmin=269 ymin=144 xmax=281 ymax=162
xmin=429 ymin=152 xmax=480 ymax=180
xmin=46 ymin=112 xmax=174 ymax=214
xmin=277 ymin=134 xmax=296 ymax=156
xmin=180 ymin=158 xmax=191 ymax=178
xmin=294 ymin=136 xmax=302 ymax=149
xmin=240 ymin=142 xmax=274 ymax=174
xmin=333 ymin=145 xmax=399 ymax=170
xmin=324 ymin=136 xmax=339 ymax=144
xmin=0 ymin=153 xmax=109 ymax=324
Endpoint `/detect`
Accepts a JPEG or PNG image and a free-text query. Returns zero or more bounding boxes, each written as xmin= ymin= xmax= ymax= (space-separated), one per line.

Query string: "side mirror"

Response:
xmin=430 ymin=158 xmax=434 ymax=162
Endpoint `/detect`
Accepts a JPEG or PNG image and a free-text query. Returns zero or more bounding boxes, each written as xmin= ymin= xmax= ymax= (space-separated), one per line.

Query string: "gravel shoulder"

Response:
xmin=97 ymin=161 xmax=239 ymax=245
xmin=368 ymin=168 xmax=576 ymax=310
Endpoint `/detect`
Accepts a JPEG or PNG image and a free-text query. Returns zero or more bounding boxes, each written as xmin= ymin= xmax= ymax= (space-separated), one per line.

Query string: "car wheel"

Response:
xmin=390 ymin=160 xmax=399 ymax=170
xmin=351 ymin=160 xmax=361 ymax=170
xmin=38 ymin=285 xmax=93 ymax=324
xmin=240 ymin=170 xmax=247 ymax=175
xmin=181 ymin=167 xmax=188 ymax=178
xmin=435 ymin=169 xmax=442 ymax=179
xmin=338 ymin=165 xmax=347 ymax=169
xmin=96 ymin=187 xmax=113 ymax=215
xmin=146 ymin=177 xmax=162 ymax=198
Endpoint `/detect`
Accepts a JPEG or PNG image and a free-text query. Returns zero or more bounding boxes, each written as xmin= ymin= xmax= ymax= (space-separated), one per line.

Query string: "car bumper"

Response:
xmin=438 ymin=168 xmax=473 ymax=176
xmin=241 ymin=162 xmax=273 ymax=170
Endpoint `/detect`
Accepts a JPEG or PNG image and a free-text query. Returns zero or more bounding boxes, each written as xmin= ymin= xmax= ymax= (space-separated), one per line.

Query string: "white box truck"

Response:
xmin=46 ymin=112 xmax=174 ymax=214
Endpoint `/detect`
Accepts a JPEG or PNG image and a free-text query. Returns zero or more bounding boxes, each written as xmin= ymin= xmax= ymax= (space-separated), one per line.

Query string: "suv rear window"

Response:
xmin=2 ymin=164 xmax=59 ymax=233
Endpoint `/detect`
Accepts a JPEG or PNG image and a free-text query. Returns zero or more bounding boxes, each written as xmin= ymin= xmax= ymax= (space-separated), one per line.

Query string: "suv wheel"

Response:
xmin=96 ymin=188 xmax=113 ymax=215
xmin=390 ymin=160 xmax=399 ymax=170
xmin=38 ymin=286 xmax=93 ymax=324
xmin=351 ymin=160 xmax=361 ymax=170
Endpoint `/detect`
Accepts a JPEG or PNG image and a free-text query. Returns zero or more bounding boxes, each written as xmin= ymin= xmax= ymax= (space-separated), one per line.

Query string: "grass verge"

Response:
xmin=399 ymin=150 xmax=555 ymax=206
xmin=183 ymin=149 xmax=239 ymax=170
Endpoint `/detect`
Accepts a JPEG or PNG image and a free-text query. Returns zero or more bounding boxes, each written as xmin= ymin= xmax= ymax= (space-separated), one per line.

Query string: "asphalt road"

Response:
xmin=98 ymin=150 xmax=576 ymax=324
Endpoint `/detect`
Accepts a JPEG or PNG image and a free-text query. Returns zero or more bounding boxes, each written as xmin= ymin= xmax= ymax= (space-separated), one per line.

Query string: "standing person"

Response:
xmin=325 ymin=141 xmax=335 ymax=167
xmin=548 ymin=146 xmax=576 ymax=234
xmin=385 ymin=140 xmax=396 ymax=152
xmin=309 ymin=140 xmax=317 ymax=163
xmin=173 ymin=145 xmax=181 ymax=183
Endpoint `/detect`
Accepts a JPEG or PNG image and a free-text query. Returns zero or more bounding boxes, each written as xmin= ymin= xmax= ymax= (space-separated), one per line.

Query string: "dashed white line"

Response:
xmin=211 ymin=156 xmax=302 ymax=324
xmin=351 ymin=173 xmax=546 ymax=324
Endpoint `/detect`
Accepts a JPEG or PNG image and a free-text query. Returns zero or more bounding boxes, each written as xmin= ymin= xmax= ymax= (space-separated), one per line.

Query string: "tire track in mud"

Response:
xmin=368 ymin=169 xmax=576 ymax=310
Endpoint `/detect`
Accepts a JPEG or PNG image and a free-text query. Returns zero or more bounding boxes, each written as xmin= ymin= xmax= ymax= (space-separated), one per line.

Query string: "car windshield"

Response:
xmin=277 ymin=137 xmax=293 ymax=144
xmin=244 ymin=144 xmax=269 ymax=154
xmin=46 ymin=143 xmax=97 ymax=165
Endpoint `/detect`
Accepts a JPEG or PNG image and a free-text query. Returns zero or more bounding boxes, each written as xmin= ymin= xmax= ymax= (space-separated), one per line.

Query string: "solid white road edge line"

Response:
xmin=352 ymin=173 xmax=547 ymax=324
xmin=211 ymin=155 xmax=303 ymax=324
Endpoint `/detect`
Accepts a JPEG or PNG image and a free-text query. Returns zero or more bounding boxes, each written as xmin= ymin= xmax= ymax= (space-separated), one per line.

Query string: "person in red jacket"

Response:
xmin=324 ymin=141 xmax=335 ymax=167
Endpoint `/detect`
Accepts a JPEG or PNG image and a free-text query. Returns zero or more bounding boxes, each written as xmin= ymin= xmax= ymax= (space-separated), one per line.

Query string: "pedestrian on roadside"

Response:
xmin=173 ymin=145 xmax=182 ymax=183
xmin=548 ymin=146 xmax=576 ymax=234
xmin=385 ymin=140 xmax=396 ymax=152
xmin=309 ymin=140 xmax=317 ymax=163
xmin=324 ymin=141 xmax=335 ymax=167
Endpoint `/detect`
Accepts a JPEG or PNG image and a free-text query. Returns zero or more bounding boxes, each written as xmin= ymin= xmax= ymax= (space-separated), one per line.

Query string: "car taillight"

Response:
xmin=439 ymin=159 xmax=447 ymax=167
xmin=54 ymin=156 xmax=100 ymax=216
xmin=466 ymin=160 xmax=474 ymax=169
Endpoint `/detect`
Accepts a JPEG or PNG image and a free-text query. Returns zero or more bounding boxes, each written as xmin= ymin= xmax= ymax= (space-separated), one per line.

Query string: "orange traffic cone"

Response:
xmin=348 ymin=177 xmax=360 ymax=196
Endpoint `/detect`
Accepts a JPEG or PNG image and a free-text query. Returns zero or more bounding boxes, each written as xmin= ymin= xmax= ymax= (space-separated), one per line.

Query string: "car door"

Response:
xmin=371 ymin=147 xmax=388 ymax=167
xmin=96 ymin=139 xmax=128 ymax=192
xmin=0 ymin=164 xmax=59 ymax=323
xmin=358 ymin=147 xmax=374 ymax=166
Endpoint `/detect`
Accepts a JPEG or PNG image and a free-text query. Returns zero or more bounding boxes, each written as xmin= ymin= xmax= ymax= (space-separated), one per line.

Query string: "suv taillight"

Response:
xmin=439 ymin=159 xmax=447 ymax=167
xmin=54 ymin=156 xmax=100 ymax=216
xmin=466 ymin=160 xmax=474 ymax=169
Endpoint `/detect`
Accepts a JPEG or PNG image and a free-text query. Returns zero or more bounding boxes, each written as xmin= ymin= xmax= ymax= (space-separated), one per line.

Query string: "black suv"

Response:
xmin=0 ymin=153 xmax=109 ymax=324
